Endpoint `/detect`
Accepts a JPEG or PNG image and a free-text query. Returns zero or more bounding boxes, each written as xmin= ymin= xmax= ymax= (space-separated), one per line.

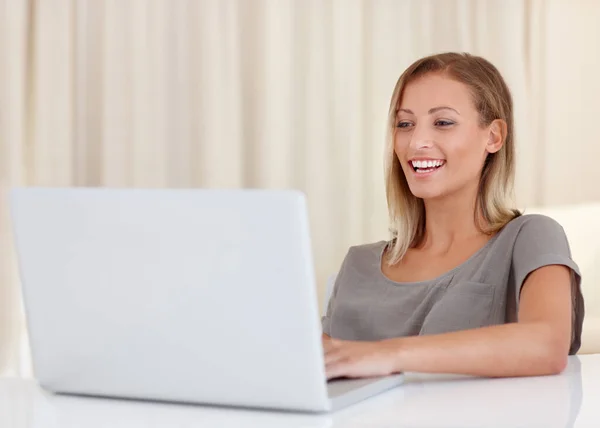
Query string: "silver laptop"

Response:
xmin=9 ymin=187 xmax=404 ymax=413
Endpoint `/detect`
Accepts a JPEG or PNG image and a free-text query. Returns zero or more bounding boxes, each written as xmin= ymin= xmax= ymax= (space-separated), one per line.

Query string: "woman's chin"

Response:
xmin=409 ymin=186 xmax=445 ymax=201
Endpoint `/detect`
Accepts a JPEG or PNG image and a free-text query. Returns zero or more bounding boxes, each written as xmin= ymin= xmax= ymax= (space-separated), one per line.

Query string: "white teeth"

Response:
xmin=411 ymin=159 xmax=444 ymax=169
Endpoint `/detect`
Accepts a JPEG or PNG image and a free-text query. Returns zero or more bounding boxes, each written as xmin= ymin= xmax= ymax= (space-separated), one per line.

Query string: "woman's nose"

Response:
xmin=409 ymin=124 xmax=434 ymax=150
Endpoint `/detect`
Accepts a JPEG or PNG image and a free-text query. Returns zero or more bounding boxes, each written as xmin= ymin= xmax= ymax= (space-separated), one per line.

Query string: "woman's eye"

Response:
xmin=435 ymin=120 xmax=454 ymax=127
xmin=396 ymin=121 xmax=412 ymax=129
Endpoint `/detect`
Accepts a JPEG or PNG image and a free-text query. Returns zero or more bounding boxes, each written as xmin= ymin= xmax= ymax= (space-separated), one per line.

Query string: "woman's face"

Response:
xmin=394 ymin=73 xmax=503 ymax=201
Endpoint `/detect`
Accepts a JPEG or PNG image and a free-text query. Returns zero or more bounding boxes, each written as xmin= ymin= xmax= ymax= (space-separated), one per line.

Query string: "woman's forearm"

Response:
xmin=386 ymin=322 xmax=568 ymax=377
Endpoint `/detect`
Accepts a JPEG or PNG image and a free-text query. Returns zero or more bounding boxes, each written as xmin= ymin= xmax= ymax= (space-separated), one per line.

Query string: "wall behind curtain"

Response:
xmin=1 ymin=0 xmax=599 ymax=376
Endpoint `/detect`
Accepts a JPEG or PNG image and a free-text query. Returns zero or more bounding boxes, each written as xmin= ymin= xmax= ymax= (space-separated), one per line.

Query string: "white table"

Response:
xmin=2 ymin=355 xmax=599 ymax=428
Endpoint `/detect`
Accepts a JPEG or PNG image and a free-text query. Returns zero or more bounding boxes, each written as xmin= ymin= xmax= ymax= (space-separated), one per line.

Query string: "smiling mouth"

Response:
xmin=410 ymin=159 xmax=446 ymax=174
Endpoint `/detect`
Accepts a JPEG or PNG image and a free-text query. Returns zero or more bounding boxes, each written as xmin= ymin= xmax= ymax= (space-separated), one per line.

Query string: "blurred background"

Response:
xmin=1 ymin=0 xmax=600 ymax=377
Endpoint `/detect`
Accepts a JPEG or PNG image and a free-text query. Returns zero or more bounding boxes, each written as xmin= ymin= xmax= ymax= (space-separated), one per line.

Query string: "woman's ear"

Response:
xmin=486 ymin=119 xmax=507 ymax=154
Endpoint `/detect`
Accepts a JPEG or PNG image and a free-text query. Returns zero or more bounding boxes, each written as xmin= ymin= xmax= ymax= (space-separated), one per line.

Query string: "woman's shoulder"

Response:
xmin=337 ymin=240 xmax=389 ymax=272
xmin=346 ymin=240 xmax=389 ymax=255
xmin=495 ymin=213 xmax=573 ymax=261
xmin=499 ymin=212 xmax=567 ymax=240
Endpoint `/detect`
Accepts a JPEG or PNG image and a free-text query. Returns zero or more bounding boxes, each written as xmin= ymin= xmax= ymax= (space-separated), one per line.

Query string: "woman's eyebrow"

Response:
xmin=397 ymin=106 xmax=461 ymax=116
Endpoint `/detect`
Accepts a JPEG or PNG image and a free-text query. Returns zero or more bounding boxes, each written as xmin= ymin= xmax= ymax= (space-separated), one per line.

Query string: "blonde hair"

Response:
xmin=384 ymin=52 xmax=521 ymax=265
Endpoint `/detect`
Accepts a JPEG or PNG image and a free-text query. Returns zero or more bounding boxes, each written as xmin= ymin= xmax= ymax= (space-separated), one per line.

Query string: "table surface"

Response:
xmin=2 ymin=354 xmax=599 ymax=428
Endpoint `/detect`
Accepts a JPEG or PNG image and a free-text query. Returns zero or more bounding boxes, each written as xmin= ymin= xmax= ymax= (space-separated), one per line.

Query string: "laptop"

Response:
xmin=9 ymin=187 xmax=404 ymax=413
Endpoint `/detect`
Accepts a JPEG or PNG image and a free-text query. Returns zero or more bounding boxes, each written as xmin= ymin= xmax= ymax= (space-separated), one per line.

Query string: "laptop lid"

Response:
xmin=10 ymin=187 xmax=330 ymax=412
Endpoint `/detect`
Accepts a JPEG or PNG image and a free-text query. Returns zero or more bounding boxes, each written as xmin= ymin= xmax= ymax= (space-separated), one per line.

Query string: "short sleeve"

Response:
xmin=512 ymin=214 xmax=585 ymax=354
xmin=321 ymin=248 xmax=353 ymax=336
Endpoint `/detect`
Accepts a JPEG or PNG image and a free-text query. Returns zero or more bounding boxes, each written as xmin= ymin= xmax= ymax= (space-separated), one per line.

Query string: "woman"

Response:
xmin=321 ymin=52 xmax=585 ymax=380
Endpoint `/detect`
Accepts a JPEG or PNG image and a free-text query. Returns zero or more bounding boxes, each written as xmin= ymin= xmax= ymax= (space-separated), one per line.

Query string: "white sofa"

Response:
xmin=323 ymin=203 xmax=600 ymax=355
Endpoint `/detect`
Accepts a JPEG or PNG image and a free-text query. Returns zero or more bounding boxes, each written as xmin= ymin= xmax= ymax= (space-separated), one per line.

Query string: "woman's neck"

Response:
xmin=420 ymin=188 xmax=487 ymax=254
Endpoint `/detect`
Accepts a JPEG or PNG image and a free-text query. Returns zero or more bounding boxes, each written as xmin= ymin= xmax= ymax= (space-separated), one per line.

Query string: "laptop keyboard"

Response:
xmin=326 ymin=376 xmax=388 ymax=398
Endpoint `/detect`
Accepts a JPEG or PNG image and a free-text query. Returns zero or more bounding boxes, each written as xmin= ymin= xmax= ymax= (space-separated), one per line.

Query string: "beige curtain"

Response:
xmin=1 ymin=0 xmax=599 ymax=377
xmin=1 ymin=0 xmax=30 ymax=376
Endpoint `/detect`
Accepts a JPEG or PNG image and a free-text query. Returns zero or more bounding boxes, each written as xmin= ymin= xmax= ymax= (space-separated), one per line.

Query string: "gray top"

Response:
xmin=322 ymin=214 xmax=585 ymax=355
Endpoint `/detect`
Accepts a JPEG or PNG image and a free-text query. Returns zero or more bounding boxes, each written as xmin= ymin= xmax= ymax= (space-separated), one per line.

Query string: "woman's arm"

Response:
xmin=324 ymin=264 xmax=573 ymax=379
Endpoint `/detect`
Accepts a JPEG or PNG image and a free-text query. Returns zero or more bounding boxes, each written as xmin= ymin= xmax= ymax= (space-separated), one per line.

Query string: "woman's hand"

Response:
xmin=323 ymin=337 xmax=401 ymax=380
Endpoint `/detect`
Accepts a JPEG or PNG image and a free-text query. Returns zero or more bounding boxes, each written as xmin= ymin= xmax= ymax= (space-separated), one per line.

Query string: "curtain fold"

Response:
xmin=0 ymin=0 xmax=29 ymax=376
xmin=2 ymin=0 xmax=599 ymax=377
